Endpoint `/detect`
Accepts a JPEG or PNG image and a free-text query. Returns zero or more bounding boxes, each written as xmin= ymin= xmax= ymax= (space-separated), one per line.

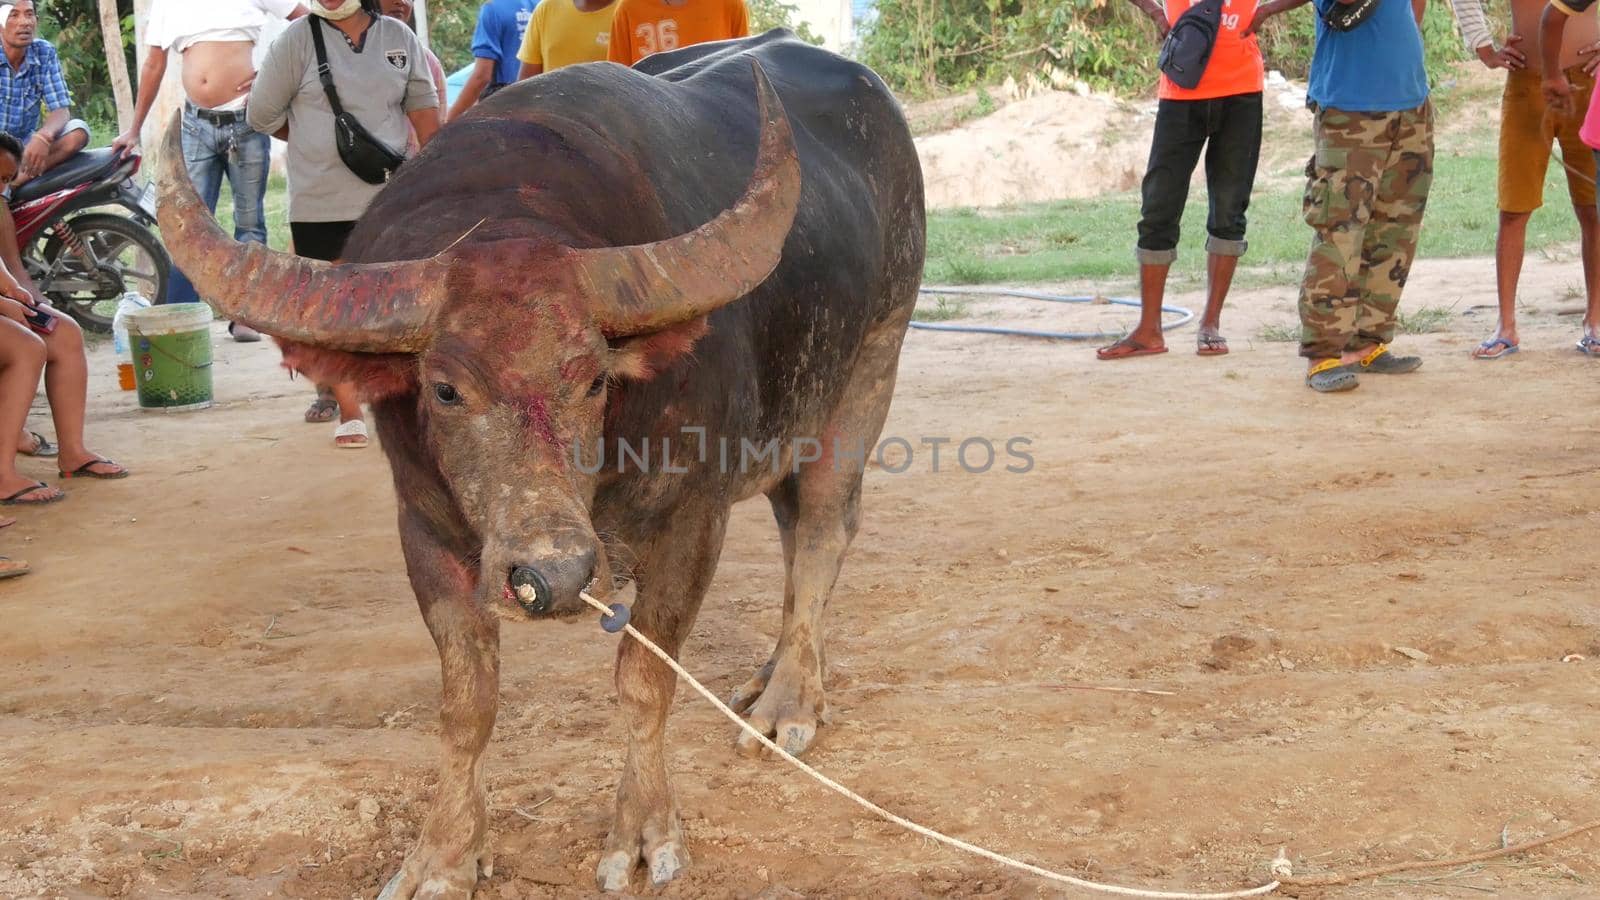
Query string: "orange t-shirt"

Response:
xmin=607 ymin=0 xmax=749 ymax=66
xmin=1158 ymin=0 xmax=1264 ymax=101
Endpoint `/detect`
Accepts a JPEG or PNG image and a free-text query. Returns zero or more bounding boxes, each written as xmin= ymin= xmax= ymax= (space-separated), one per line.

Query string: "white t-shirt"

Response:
xmin=144 ymin=0 xmax=300 ymax=53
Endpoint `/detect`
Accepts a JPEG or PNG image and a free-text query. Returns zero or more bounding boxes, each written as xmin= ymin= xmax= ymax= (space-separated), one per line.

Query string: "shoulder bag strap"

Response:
xmin=308 ymin=17 xmax=348 ymax=118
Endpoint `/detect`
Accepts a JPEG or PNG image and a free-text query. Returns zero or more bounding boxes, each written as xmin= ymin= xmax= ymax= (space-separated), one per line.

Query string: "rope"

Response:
xmin=576 ymin=591 xmax=1277 ymax=899
xmin=571 ymin=592 xmax=1600 ymax=895
xmin=1276 ymin=818 xmax=1600 ymax=887
xmin=912 ymin=286 xmax=1195 ymax=341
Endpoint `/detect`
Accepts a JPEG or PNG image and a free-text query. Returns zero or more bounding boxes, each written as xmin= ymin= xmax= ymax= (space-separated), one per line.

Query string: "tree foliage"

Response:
xmin=31 ymin=0 xmax=136 ymax=125
xmin=858 ymin=0 xmax=1497 ymax=96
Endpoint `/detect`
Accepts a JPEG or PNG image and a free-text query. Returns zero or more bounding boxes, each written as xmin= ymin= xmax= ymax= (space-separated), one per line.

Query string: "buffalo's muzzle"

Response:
xmin=509 ymin=549 xmax=596 ymax=618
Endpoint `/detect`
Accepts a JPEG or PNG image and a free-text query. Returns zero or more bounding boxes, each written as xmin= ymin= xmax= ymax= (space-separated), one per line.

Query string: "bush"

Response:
xmin=859 ymin=0 xmax=1500 ymax=98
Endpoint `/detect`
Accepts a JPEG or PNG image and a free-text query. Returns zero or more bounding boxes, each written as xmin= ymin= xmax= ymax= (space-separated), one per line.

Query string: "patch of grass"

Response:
xmin=940 ymin=255 xmax=1005 ymax=285
xmin=914 ymin=296 xmax=972 ymax=322
xmin=1257 ymin=322 xmax=1300 ymax=343
xmin=951 ymin=88 xmax=998 ymax=128
xmin=925 ymin=134 xmax=1580 ymax=284
xmin=1397 ymin=305 xmax=1457 ymax=334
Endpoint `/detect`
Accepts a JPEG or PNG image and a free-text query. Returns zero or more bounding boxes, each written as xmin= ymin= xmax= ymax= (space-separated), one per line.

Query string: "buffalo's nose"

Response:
xmin=510 ymin=549 xmax=597 ymax=617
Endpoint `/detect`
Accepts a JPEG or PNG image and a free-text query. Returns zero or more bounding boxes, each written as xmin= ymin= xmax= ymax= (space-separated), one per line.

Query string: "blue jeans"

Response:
xmin=164 ymin=106 xmax=270 ymax=304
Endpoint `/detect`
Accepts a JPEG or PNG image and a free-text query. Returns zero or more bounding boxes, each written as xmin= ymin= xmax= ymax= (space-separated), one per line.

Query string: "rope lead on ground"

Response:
xmin=573 ymin=592 xmax=1600 ymax=896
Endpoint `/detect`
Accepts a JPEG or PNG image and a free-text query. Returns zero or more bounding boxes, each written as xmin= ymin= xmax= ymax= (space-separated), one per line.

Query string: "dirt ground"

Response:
xmin=913 ymin=72 xmax=1315 ymax=209
xmin=2 ymin=237 xmax=1599 ymax=900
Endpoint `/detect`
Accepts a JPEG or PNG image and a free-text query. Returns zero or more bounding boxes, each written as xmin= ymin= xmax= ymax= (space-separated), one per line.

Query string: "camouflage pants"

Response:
xmin=1298 ymin=102 xmax=1435 ymax=359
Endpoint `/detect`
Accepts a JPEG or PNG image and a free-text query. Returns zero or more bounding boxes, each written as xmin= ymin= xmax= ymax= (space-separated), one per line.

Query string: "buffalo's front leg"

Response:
xmin=596 ymin=508 xmax=728 ymax=892
xmin=380 ymin=512 xmax=499 ymax=900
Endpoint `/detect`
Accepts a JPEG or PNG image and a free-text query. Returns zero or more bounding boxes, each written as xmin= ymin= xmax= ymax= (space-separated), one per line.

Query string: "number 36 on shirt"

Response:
xmin=634 ymin=19 xmax=679 ymax=54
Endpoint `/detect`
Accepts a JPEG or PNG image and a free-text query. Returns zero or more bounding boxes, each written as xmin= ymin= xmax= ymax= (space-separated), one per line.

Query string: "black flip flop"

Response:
xmin=1 ymin=482 xmax=63 ymax=505
xmin=18 ymin=430 xmax=56 ymax=457
xmin=58 ymin=459 xmax=129 ymax=480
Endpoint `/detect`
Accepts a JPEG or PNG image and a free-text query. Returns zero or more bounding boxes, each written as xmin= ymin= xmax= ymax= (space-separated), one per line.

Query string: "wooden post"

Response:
xmin=99 ymin=0 xmax=134 ymax=132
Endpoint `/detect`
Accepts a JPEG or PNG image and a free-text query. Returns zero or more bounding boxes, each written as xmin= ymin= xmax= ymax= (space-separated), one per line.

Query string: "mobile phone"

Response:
xmin=23 ymin=303 xmax=57 ymax=335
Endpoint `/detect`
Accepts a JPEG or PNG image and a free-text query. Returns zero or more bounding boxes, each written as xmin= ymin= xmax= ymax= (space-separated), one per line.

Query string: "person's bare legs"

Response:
xmin=333 ymin=382 xmax=365 ymax=448
xmin=0 ymin=318 xmax=58 ymax=501
xmin=1474 ymin=210 xmax=1531 ymax=356
xmin=1577 ymin=203 xmax=1600 ymax=341
xmin=37 ymin=315 xmax=123 ymax=477
xmin=1097 ymin=263 xmax=1169 ymax=359
xmin=1198 ymin=252 xmax=1237 ymax=353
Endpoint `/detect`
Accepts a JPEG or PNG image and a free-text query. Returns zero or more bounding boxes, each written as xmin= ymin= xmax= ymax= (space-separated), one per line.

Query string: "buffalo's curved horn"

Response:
xmin=571 ymin=61 xmax=802 ymax=337
xmin=156 ymin=112 xmax=447 ymax=353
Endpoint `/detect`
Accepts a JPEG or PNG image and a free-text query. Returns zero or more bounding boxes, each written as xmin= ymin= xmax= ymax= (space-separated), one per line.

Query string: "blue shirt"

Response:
xmin=471 ymin=0 xmax=538 ymax=86
xmin=1308 ymin=0 xmax=1428 ymax=113
xmin=0 ymin=41 xmax=72 ymax=144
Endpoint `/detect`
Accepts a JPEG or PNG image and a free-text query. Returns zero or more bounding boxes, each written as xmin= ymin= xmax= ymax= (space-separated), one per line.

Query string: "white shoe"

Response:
xmin=334 ymin=418 xmax=368 ymax=449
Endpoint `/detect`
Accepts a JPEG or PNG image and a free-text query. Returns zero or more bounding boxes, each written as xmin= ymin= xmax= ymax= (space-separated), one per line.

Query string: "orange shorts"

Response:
xmin=1500 ymin=66 xmax=1597 ymax=213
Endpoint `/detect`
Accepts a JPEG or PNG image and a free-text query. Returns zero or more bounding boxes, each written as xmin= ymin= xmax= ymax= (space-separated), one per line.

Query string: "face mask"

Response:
xmin=310 ymin=0 xmax=364 ymax=20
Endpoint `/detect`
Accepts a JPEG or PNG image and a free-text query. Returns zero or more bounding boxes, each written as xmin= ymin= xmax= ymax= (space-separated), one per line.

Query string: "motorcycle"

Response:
xmin=11 ymin=148 xmax=170 ymax=333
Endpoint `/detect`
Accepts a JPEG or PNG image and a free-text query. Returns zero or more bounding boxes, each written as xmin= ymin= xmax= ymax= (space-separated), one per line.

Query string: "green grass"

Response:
xmin=913 ymin=295 xmax=972 ymax=322
xmin=924 ymin=130 xmax=1577 ymax=287
xmin=1396 ymin=304 xmax=1458 ymax=334
xmin=1256 ymin=322 xmax=1300 ymax=343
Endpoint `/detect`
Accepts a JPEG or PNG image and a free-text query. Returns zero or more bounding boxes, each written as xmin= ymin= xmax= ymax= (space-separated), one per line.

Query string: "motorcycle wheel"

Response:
xmin=36 ymin=213 xmax=172 ymax=334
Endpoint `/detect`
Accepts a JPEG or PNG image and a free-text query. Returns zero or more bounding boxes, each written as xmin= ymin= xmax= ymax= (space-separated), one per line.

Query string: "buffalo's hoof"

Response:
xmin=596 ymin=840 xmax=687 ymax=892
xmin=376 ymin=843 xmax=492 ymax=900
xmin=730 ymin=658 xmax=828 ymax=758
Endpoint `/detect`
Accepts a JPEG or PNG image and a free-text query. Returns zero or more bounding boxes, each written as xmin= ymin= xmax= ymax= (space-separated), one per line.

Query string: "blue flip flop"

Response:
xmin=1473 ymin=337 xmax=1519 ymax=360
xmin=1578 ymin=335 xmax=1600 ymax=356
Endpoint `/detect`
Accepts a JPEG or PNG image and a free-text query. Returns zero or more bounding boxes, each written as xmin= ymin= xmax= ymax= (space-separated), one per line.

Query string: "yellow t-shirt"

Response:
xmin=606 ymin=0 xmax=749 ymax=67
xmin=517 ymin=0 xmax=617 ymax=71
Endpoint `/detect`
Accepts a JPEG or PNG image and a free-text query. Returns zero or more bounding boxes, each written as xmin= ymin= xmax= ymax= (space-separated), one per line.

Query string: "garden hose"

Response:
xmin=911 ymin=286 xmax=1195 ymax=341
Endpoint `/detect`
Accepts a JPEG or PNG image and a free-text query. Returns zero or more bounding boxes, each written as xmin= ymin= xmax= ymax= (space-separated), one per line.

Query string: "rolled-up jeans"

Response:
xmin=164 ymin=103 xmax=269 ymax=304
xmin=1135 ymin=92 xmax=1263 ymax=265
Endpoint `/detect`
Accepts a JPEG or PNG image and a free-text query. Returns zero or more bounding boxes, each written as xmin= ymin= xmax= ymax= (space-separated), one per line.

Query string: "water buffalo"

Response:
xmin=158 ymin=31 xmax=925 ymax=897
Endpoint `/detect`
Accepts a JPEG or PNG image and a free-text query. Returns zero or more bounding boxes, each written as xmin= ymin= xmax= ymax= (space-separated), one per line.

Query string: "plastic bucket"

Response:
xmin=125 ymin=303 xmax=214 ymax=411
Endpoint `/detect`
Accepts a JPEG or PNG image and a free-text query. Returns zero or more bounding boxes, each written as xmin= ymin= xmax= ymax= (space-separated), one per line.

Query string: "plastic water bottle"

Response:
xmin=112 ymin=292 xmax=150 ymax=391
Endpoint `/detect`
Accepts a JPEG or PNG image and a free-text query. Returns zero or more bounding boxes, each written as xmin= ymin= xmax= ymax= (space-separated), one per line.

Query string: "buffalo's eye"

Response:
xmin=432 ymin=382 xmax=462 ymax=406
xmin=587 ymin=374 xmax=607 ymax=397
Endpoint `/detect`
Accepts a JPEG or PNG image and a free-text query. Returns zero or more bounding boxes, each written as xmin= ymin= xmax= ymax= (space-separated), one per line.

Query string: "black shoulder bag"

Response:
xmin=1157 ymin=0 xmax=1222 ymax=90
xmin=309 ymin=16 xmax=407 ymax=185
xmin=1322 ymin=0 xmax=1381 ymax=31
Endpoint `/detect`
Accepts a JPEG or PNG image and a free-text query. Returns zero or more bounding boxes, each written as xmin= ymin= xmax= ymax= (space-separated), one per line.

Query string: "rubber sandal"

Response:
xmin=229 ymin=322 xmax=263 ymax=343
xmin=1472 ymin=337 xmax=1519 ymax=360
xmin=58 ymin=458 xmax=128 ymax=480
xmin=304 ymin=396 xmax=339 ymax=423
xmin=1305 ymin=359 xmax=1358 ymax=393
xmin=1197 ymin=333 xmax=1229 ymax=357
xmin=334 ymin=419 xmax=369 ymax=449
xmin=1355 ymin=343 xmax=1422 ymax=374
xmin=1577 ymin=335 xmax=1600 ymax=356
xmin=0 ymin=556 xmax=29 ymax=579
xmin=1096 ymin=337 xmax=1168 ymax=360
xmin=18 ymin=430 xmax=56 ymax=457
xmin=0 ymin=482 xmax=63 ymax=505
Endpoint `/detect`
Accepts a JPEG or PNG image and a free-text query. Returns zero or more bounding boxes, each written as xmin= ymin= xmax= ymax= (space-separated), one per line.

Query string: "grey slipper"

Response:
xmin=1306 ymin=364 xmax=1359 ymax=393
xmin=1356 ymin=345 xmax=1422 ymax=374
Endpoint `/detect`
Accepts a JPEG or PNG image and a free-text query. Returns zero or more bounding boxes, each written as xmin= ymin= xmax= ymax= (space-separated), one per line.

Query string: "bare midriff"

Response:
xmin=181 ymin=40 xmax=257 ymax=109
xmin=1513 ymin=0 xmax=1599 ymax=70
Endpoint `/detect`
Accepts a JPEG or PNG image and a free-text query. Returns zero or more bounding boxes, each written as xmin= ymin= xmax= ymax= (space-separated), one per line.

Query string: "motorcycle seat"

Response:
xmin=11 ymin=149 xmax=126 ymax=205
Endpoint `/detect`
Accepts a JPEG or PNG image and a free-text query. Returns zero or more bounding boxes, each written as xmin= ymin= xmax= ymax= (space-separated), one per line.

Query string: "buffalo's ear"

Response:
xmin=277 ymin=339 xmax=419 ymax=401
xmin=607 ymin=317 xmax=710 ymax=381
